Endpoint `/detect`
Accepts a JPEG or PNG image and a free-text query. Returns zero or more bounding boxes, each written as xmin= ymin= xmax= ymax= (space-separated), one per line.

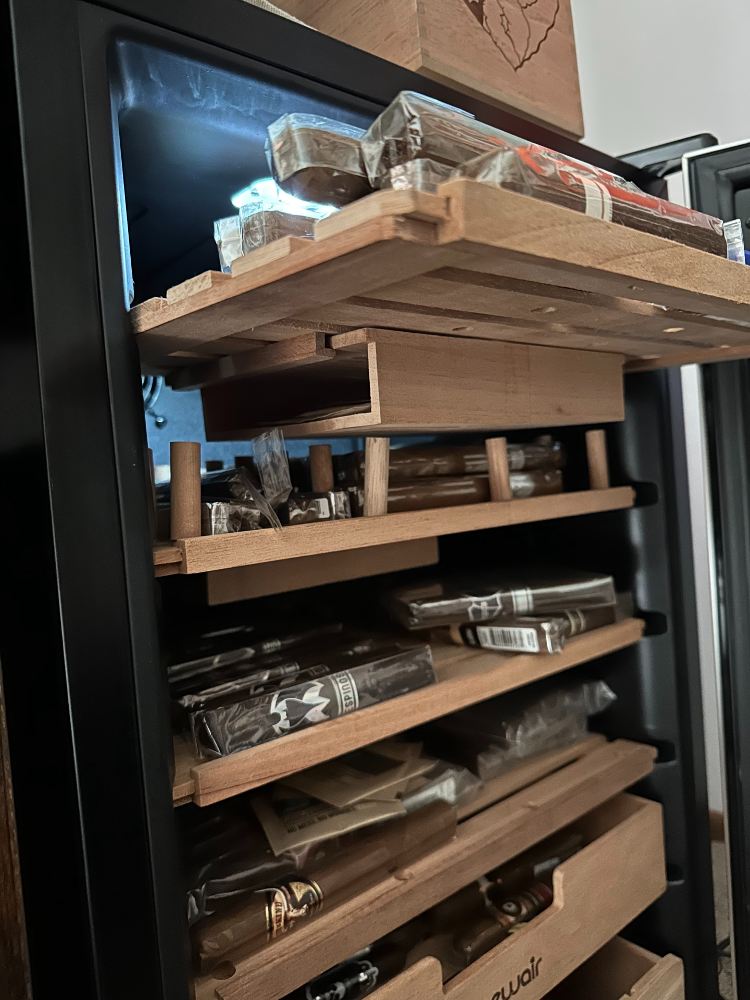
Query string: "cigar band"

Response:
xmin=263 ymin=878 xmax=324 ymax=940
xmin=563 ymin=609 xmax=586 ymax=635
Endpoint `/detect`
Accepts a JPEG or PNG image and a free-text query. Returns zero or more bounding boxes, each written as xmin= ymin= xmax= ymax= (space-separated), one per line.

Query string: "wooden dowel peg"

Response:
xmin=310 ymin=444 xmax=335 ymax=492
xmin=170 ymin=441 xmax=202 ymax=539
xmin=363 ymin=437 xmax=390 ymax=517
xmin=485 ymin=437 xmax=513 ymax=502
xmin=586 ymin=429 xmax=610 ymax=490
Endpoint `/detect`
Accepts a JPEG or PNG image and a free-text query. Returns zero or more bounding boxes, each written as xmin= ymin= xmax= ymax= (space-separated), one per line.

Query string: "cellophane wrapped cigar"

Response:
xmin=381 ymin=159 xmax=454 ymax=192
xmin=213 ymin=215 xmax=242 ymax=272
xmin=387 ymin=570 xmax=616 ymax=630
xmin=189 ymin=636 xmax=436 ymax=758
xmin=201 ymin=501 xmax=263 ymax=534
xmin=180 ymin=804 xmax=330 ymax=928
xmin=196 ymin=801 xmax=456 ymax=964
xmin=448 ymin=605 xmax=616 ymax=655
xmin=238 ymin=181 xmax=335 ymax=254
xmin=266 ymin=113 xmax=371 ymax=206
xmin=334 ymin=440 xmax=565 ymax=485
xmin=385 ymin=469 xmax=562 ymax=512
xmin=172 ymin=632 xmax=383 ymax=716
xmin=427 ymin=680 xmax=616 ymax=780
xmin=400 ymin=760 xmax=482 ymax=813
xmin=156 ymin=465 xmax=281 ymax=530
xmin=167 ymin=621 xmax=343 ymax=690
xmin=361 ymin=91 xmax=520 ymax=188
xmin=280 ymin=490 xmax=352 ymax=524
xmin=457 ymin=145 xmax=727 ymax=255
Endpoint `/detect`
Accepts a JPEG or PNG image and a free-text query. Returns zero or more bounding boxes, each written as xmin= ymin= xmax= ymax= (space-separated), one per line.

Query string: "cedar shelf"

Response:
xmin=154 ymin=486 xmax=635 ymax=578
xmin=133 ymin=180 xmax=750 ymax=385
xmin=173 ymin=618 xmax=644 ymax=807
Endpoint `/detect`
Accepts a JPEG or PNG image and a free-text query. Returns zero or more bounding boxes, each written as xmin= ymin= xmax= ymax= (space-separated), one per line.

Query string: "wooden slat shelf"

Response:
xmin=173 ymin=618 xmax=644 ymax=807
xmin=155 ymin=486 xmax=635 ymax=577
xmin=194 ymin=757 xmax=661 ymax=1000
xmin=132 ymin=180 xmax=750 ymax=377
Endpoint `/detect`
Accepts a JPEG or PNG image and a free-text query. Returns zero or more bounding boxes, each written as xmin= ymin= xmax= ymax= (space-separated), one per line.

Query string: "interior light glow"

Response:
xmin=230 ymin=176 xmax=334 ymax=218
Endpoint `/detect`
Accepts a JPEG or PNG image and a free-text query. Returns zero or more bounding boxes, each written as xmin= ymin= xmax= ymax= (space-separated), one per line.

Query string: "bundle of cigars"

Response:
xmin=213 ymin=90 xmax=732 ymax=266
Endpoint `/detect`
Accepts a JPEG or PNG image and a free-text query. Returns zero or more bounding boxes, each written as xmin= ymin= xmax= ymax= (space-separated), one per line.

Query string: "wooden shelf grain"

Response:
xmin=155 ymin=486 xmax=635 ymax=577
xmin=173 ymin=618 xmax=644 ymax=807
xmin=133 ymin=180 xmax=750 ymax=375
xmin=194 ymin=749 xmax=659 ymax=1000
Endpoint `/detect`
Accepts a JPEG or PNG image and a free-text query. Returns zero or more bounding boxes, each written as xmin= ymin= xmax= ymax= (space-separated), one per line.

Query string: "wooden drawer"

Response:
xmin=359 ymin=796 xmax=666 ymax=1000
xmin=198 ymin=329 xmax=624 ymax=438
xmin=548 ymin=938 xmax=684 ymax=1000
xmin=194 ymin=783 xmax=662 ymax=1000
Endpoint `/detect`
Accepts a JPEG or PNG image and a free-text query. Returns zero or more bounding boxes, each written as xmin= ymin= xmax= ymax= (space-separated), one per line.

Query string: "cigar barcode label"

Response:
xmin=476 ymin=626 xmax=540 ymax=653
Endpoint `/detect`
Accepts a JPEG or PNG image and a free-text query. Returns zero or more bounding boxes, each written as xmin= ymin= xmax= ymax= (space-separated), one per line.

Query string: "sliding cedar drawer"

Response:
xmin=196 ymin=329 xmax=625 ymax=438
xmin=364 ymin=796 xmax=666 ymax=1000
xmin=548 ymin=938 xmax=684 ymax=1000
xmin=193 ymin=747 xmax=658 ymax=1000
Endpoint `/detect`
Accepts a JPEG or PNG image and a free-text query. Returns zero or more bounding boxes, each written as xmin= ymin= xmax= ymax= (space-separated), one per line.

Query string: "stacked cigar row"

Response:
xmin=158 ymin=434 xmax=566 ymax=540
xmin=214 ymin=90 xmax=729 ymax=270
xmin=169 ymin=569 xmax=617 ymax=761
xmin=182 ymin=673 xmax=615 ymax=975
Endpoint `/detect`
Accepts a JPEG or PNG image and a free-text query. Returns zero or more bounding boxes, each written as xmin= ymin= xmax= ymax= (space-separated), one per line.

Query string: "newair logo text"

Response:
xmin=491 ymin=956 xmax=542 ymax=999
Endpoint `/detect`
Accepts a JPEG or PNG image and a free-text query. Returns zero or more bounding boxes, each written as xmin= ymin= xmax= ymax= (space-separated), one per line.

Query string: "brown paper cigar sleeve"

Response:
xmin=196 ymin=801 xmax=456 ymax=968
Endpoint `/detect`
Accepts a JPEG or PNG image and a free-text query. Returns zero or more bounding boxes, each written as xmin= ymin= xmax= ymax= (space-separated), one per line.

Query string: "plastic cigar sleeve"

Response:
xmin=383 ymin=469 xmax=562 ymax=513
xmin=237 ymin=181 xmax=334 ymax=253
xmin=167 ymin=621 xmax=344 ymax=689
xmin=195 ymin=802 xmax=456 ymax=967
xmin=428 ymin=680 xmax=617 ymax=781
xmin=266 ymin=113 xmax=371 ymax=207
xmin=280 ymin=490 xmax=352 ymax=524
xmin=360 ymin=90 xmax=522 ymax=187
xmin=213 ymin=215 xmax=242 ymax=272
xmin=457 ymin=145 xmax=727 ymax=256
xmin=334 ymin=440 xmax=565 ymax=485
xmin=387 ymin=571 xmax=616 ymax=630
xmin=448 ymin=605 xmax=617 ymax=655
xmin=191 ymin=640 xmax=436 ymax=758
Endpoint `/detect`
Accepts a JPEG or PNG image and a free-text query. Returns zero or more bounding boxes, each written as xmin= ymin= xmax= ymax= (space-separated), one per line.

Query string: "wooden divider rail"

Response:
xmin=194 ymin=778 xmax=661 ymax=1000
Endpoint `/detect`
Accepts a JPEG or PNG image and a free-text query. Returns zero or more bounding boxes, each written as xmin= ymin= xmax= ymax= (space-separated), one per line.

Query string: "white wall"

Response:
xmin=570 ymin=0 xmax=747 ymax=813
xmin=572 ymin=0 xmax=750 ymax=154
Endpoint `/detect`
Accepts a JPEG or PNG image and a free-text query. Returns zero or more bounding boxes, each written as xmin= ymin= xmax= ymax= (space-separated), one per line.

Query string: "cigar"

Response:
xmin=334 ymin=441 xmax=564 ymax=488
xmin=452 ymin=883 xmax=553 ymax=966
xmin=192 ymin=642 xmax=435 ymax=758
xmin=196 ymin=802 xmax=456 ymax=967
